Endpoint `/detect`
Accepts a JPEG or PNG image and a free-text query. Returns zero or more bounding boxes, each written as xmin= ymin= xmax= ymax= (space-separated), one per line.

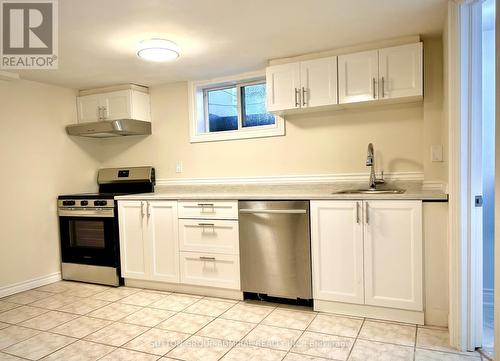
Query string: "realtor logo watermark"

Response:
xmin=1 ymin=0 xmax=58 ymax=69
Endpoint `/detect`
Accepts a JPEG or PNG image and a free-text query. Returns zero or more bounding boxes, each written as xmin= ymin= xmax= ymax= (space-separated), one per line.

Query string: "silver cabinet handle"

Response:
xmin=199 ymin=256 xmax=216 ymax=261
xmin=372 ymin=78 xmax=377 ymax=99
xmin=101 ymin=106 xmax=107 ymax=119
xmin=140 ymin=201 xmax=145 ymax=218
xmin=198 ymin=223 xmax=215 ymax=232
xmin=240 ymin=209 xmax=307 ymax=214
xmin=365 ymin=203 xmax=369 ymax=224
xmin=197 ymin=203 xmax=215 ymax=213
xmin=97 ymin=106 xmax=102 ymax=120
xmin=302 ymin=87 xmax=307 ymax=106
xmin=381 ymin=76 xmax=385 ymax=98
xmin=356 ymin=202 xmax=360 ymax=224
xmin=295 ymin=88 xmax=301 ymax=107
xmin=147 ymin=202 xmax=151 ymax=218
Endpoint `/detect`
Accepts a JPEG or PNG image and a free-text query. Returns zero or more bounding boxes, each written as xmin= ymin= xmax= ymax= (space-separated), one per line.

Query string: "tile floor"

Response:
xmin=0 ymin=281 xmax=483 ymax=361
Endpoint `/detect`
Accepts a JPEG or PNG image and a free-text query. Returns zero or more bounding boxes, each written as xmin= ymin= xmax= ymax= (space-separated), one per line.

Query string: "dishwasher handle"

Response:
xmin=239 ymin=209 xmax=307 ymax=214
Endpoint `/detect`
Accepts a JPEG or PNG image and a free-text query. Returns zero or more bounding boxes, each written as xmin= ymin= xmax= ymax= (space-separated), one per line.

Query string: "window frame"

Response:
xmin=188 ymin=70 xmax=285 ymax=143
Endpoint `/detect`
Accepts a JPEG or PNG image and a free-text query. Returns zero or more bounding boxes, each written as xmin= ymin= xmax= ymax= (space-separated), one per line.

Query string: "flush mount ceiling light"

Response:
xmin=137 ymin=38 xmax=180 ymax=62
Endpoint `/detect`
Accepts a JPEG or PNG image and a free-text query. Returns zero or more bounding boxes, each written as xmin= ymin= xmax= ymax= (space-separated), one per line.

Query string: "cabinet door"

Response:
xmin=379 ymin=43 xmax=423 ymax=99
xmin=364 ymin=201 xmax=422 ymax=310
xmin=146 ymin=201 xmax=180 ymax=283
xmin=310 ymin=201 xmax=364 ymax=304
xmin=266 ymin=62 xmax=301 ymax=112
xmin=300 ymin=57 xmax=338 ymax=107
xmin=118 ymin=201 xmax=148 ymax=280
xmin=102 ymin=90 xmax=131 ymax=120
xmin=338 ymin=50 xmax=379 ymax=104
xmin=77 ymin=95 xmax=101 ymax=123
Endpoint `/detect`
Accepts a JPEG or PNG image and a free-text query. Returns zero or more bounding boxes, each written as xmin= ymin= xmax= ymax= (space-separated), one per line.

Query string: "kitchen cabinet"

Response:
xmin=118 ymin=200 xmax=179 ymax=283
xmin=379 ymin=43 xmax=423 ymax=99
xmin=338 ymin=50 xmax=379 ymax=104
xmin=364 ymin=200 xmax=422 ymax=310
xmin=77 ymin=88 xmax=151 ymax=123
xmin=178 ymin=200 xmax=240 ymax=290
xmin=311 ymin=200 xmax=422 ymax=312
xmin=338 ymin=43 xmax=423 ymax=104
xmin=310 ymin=201 xmax=364 ymax=304
xmin=266 ymin=57 xmax=338 ymax=112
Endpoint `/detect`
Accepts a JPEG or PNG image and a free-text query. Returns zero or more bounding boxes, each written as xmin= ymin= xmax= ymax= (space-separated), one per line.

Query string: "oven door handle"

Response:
xmin=58 ymin=209 xmax=115 ymax=218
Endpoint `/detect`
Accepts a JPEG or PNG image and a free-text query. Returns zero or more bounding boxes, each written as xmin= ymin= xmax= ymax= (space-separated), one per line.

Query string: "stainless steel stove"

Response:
xmin=57 ymin=166 xmax=155 ymax=286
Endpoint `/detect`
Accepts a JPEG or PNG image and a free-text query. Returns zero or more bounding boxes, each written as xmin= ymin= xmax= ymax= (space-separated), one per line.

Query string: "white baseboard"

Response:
xmin=0 ymin=272 xmax=62 ymax=298
xmin=156 ymin=171 xmax=425 ymax=186
xmin=424 ymin=308 xmax=449 ymax=327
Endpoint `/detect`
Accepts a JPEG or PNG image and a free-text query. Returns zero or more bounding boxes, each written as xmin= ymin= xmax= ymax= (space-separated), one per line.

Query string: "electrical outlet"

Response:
xmin=175 ymin=161 xmax=183 ymax=173
xmin=431 ymin=145 xmax=443 ymax=162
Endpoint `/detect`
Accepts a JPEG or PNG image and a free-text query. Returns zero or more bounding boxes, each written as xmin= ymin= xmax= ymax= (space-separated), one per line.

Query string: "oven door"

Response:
xmin=59 ymin=209 xmax=118 ymax=267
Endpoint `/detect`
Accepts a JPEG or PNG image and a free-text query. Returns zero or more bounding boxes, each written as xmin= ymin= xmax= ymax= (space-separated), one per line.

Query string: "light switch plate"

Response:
xmin=176 ymin=161 xmax=183 ymax=173
xmin=431 ymin=145 xmax=443 ymax=162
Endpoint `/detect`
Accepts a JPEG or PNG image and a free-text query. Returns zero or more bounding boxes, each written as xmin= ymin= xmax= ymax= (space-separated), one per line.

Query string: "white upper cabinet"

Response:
xmin=266 ymin=62 xmax=301 ymax=112
xmin=300 ymin=57 xmax=338 ymax=108
xmin=311 ymin=201 xmax=364 ymax=304
xmin=363 ymin=201 xmax=423 ymax=311
xmin=77 ymin=87 xmax=151 ymax=123
xmin=338 ymin=50 xmax=379 ymax=104
xmin=266 ymin=57 xmax=338 ymax=112
xmin=379 ymin=43 xmax=423 ymax=99
xmin=267 ymin=41 xmax=423 ymax=112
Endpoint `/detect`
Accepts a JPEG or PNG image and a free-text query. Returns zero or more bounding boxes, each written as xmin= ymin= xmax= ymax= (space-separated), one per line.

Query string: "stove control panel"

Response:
xmin=58 ymin=199 xmax=114 ymax=208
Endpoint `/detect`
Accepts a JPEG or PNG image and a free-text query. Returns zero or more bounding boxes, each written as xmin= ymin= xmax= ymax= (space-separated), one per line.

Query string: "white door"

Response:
xmin=266 ymin=62 xmax=301 ymax=111
xmin=146 ymin=201 xmax=180 ymax=283
xmin=118 ymin=201 xmax=148 ymax=280
xmin=310 ymin=201 xmax=364 ymax=304
xmin=338 ymin=50 xmax=379 ymax=104
xmin=300 ymin=57 xmax=338 ymax=107
xmin=379 ymin=43 xmax=423 ymax=99
xmin=364 ymin=200 xmax=423 ymax=310
xmin=77 ymin=94 xmax=101 ymax=123
xmin=101 ymin=90 xmax=131 ymax=120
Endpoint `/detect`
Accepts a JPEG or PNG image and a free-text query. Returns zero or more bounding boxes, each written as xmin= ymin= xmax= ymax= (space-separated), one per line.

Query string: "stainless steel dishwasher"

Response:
xmin=238 ymin=201 xmax=312 ymax=300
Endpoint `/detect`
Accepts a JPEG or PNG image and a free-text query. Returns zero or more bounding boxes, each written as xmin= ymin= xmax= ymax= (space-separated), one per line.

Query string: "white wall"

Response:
xmin=98 ymin=39 xmax=447 ymax=185
xmin=0 ymin=79 xmax=101 ymax=290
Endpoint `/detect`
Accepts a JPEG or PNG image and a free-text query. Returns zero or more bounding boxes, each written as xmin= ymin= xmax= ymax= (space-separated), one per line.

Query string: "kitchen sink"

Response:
xmin=334 ymin=188 xmax=406 ymax=194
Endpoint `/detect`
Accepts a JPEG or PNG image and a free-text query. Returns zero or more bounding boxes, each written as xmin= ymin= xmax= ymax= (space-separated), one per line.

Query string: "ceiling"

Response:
xmin=13 ymin=0 xmax=447 ymax=90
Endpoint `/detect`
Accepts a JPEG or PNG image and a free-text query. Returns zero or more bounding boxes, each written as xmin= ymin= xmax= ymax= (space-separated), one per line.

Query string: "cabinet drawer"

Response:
xmin=178 ymin=201 xmax=238 ymax=220
xmin=179 ymin=252 xmax=240 ymax=290
xmin=179 ymin=220 xmax=239 ymax=254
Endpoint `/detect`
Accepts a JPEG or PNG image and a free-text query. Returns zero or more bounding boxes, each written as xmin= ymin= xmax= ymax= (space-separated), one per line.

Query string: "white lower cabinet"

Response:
xmin=311 ymin=200 xmax=422 ymax=312
xmin=118 ymin=200 xmax=179 ymax=283
xmin=364 ymin=201 xmax=422 ymax=310
xmin=179 ymin=252 xmax=240 ymax=289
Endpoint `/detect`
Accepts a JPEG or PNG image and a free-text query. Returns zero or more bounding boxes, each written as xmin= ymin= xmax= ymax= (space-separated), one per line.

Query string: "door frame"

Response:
xmin=446 ymin=0 xmax=485 ymax=352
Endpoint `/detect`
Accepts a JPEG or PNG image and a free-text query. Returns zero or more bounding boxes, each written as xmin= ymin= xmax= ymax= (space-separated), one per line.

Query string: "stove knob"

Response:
xmin=62 ymin=200 xmax=75 ymax=206
xmin=93 ymin=200 xmax=100 ymax=206
xmin=80 ymin=200 xmax=88 ymax=206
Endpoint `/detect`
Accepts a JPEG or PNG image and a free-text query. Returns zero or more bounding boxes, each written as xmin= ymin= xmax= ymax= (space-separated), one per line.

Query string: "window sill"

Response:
xmin=190 ymin=119 xmax=285 ymax=143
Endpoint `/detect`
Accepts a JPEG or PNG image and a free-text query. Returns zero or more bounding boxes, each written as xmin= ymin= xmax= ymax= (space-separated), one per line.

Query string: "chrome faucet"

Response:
xmin=366 ymin=143 xmax=384 ymax=189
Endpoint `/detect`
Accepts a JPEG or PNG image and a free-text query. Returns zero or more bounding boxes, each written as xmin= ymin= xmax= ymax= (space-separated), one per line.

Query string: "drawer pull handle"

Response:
xmin=199 ymin=256 xmax=216 ymax=261
xmin=197 ymin=203 xmax=215 ymax=213
xmin=198 ymin=223 xmax=215 ymax=232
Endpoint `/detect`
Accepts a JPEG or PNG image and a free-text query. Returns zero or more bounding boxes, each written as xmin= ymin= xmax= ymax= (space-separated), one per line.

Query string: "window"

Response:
xmin=189 ymin=71 xmax=285 ymax=143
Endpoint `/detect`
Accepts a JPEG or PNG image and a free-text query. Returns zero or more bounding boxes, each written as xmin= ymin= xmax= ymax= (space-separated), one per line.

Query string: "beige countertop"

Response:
xmin=115 ymin=181 xmax=448 ymax=201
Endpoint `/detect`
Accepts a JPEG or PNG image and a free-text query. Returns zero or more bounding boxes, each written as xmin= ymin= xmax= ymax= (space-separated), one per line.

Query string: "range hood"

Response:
xmin=66 ymin=119 xmax=152 ymax=138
